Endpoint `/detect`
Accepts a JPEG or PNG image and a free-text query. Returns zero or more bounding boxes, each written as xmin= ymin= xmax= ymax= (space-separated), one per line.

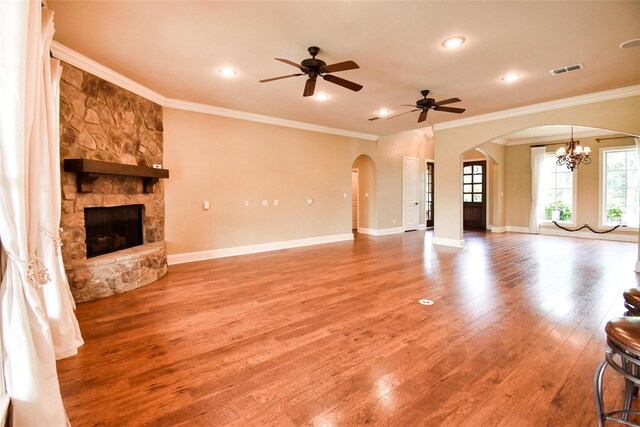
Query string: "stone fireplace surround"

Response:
xmin=59 ymin=62 xmax=168 ymax=303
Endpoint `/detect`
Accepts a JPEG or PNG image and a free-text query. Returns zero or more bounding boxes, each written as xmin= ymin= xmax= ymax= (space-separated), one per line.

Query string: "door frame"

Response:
xmin=425 ymin=159 xmax=434 ymax=229
xmin=462 ymin=159 xmax=488 ymax=229
xmin=402 ymin=156 xmax=420 ymax=231
xmin=351 ymin=168 xmax=359 ymax=231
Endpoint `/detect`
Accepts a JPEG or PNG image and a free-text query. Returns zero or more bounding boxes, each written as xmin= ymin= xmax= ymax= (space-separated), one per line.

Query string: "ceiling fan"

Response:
xmin=380 ymin=90 xmax=466 ymax=123
xmin=259 ymin=46 xmax=363 ymax=97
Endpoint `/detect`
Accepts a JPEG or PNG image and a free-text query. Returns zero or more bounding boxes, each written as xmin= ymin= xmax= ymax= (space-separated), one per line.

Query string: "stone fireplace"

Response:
xmin=59 ymin=62 xmax=168 ymax=303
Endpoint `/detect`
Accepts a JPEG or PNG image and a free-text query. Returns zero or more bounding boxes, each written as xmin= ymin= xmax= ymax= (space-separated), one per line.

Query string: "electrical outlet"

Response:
xmin=274 ymin=199 xmax=279 ymax=206
xmin=244 ymin=200 xmax=249 ymax=207
xmin=262 ymin=200 xmax=268 ymax=207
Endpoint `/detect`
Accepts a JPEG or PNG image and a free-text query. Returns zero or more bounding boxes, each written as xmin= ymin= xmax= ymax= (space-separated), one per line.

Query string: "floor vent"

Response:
xmin=550 ymin=64 xmax=584 ymax=75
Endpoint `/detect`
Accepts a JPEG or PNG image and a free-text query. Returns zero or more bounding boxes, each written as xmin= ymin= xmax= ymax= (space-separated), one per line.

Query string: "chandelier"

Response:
xmin=556 ymin=127 xmax=591 ymax=171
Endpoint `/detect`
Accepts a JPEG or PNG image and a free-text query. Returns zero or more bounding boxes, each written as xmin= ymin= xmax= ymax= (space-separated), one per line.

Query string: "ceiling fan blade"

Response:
xmin=275 ymin=58 xmax=308 ymax=72
xmin=368 ymin=117 xmax=380 ymax=121
xmin=418 ymin=109 xmax=429 ymax=123
xmin=303 ymin=78 xmax=316 ymax=97
xmin=400 ymin=104 xmax=418 ymax=107
xmin=322 ymin=74 xmax=363 ymax=92
xmin=433 ymin=106 xmax=466 ymax=114
xmin=259 ymin=73 xmax=304 ymax=83
xmin=386 ymin=109 xmax=419 ymax=120
xmin=321 ymin=60 xmax=359 ymax=73
xmin=434 ymin=97 xmax=461 ymax=106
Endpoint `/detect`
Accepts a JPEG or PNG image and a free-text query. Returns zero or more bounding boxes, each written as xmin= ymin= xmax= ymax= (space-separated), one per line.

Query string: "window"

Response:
xmin=540 ymin=154 xmax=574 ymax=222
xmin=602 ymin=147 xmax=639 ymax=227
xmin=462 ymin=164 xmax=483 ymax=203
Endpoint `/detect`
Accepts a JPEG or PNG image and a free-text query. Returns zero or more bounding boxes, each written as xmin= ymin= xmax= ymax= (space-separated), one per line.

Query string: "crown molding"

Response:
xmin=504 ymin=129 xmax=623 ymax=146
xmin=164 ymin=98 xmax=379 ymax=141
xmin=51 ymin=41 xmax=166 ymax=105
xmin=51 ymin=42 xmax=378 ymax=141
xmin=434 ymin=85 xmax=640 ymax=131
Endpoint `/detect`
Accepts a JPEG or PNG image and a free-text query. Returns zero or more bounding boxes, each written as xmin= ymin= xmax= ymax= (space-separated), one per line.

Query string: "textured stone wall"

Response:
xmin=59 ymin=62 xmax=167 ymax=302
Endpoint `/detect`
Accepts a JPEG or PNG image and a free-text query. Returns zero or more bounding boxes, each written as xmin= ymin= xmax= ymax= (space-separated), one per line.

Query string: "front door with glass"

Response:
xmin=463 ymin=161 xmax=486 ymax=229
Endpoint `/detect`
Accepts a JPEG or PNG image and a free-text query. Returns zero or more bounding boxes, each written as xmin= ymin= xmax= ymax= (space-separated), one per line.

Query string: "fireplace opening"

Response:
xmin=85 ymin=205 xmax=143 ymax=258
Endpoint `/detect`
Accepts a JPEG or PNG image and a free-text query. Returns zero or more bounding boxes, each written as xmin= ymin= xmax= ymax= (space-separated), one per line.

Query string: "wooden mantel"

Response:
xmin=63 ymin=159 xmax=169 ymax=193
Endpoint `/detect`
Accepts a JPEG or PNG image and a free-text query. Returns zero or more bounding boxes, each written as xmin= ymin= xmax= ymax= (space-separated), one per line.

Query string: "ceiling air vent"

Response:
xmin=550 ymin=64 xmax=584 ymax=76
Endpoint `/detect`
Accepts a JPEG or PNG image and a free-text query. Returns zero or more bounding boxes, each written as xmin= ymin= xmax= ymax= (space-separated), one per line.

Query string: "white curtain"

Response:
xmin=36 ymin=9 xmax=83 ymax=359
xmin=0 ymin=1 xmax=78 ymax=425
xmin=529 ymin=146 xmax=546 ymax=234
xmin=635 ymin=138 xmax=640 ymax=273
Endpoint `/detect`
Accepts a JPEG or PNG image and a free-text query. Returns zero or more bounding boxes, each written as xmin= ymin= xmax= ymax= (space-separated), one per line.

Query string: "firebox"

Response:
xmin=84 ymin=205 xmax=143 ymax=258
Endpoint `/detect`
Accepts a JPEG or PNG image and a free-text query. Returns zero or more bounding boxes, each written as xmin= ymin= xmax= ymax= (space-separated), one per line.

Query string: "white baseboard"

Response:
xmin=490 ymin=225 xmax=506 ymax=233
xmin=418 ymin=224 xmax=427 ymax=231
xmin=167 ymin=233 xmax=354 ymax=265
xmin=358 ymin=227 xmax=404 ymax=236
xmin=506 ymin=226 xmax=531 ymax=233
xmin=540 ymin=227 xmax=638 ymax=243
xmin=432 ymin=237 xmax=465 ymax=248
xmin=357 ymin=227 xmax=375 ymax=235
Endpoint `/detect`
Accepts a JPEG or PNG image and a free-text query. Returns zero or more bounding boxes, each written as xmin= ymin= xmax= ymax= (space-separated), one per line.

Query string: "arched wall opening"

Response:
xmin=431 ymin=95 xmax=640 ymax=247
xmin=462 ymin=146 xmax=503 ymax=232
xmin=351 ymin=154 xmax=377 ymax=232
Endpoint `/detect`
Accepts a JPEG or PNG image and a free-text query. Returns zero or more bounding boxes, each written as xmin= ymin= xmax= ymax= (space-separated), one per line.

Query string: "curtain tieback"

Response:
xmin=39 ymin=225 xmax=63 ymax=255
xmin=6 ymin=252 xmax=51 ymax=288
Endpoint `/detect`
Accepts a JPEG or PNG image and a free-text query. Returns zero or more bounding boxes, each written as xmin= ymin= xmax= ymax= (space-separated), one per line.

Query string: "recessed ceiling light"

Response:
xmin=620 ymin=38 xmax=640 ymax=49
xmin=218 ymin=67 xmax=236 ymax=77
xmin=314 ymin=93 xmax=329 ymax=100
xmin=442 ymin=36 xmax=466 ymax=48
xmin=376 ymin=108 xmax=390 ymax=117
xmin=501 ymin=73 xmax=520 ymax=83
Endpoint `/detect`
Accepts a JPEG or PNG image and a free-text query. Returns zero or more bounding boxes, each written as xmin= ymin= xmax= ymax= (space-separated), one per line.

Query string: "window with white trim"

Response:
xmin=540 ymin=154 xmax=575 ymax=223
xmin=601 ymin=147 xmax=639 ymax=227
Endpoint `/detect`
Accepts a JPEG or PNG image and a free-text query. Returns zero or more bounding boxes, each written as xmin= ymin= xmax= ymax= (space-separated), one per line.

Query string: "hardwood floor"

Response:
xmin=57 ymin=231 xmax=640 ymax=426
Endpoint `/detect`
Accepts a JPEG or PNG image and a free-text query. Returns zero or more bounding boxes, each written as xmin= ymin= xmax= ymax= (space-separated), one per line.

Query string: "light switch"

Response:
xmin=203 ymin=201 xmax=210 ymax=210
xmin=365 ymin=192 xmax=369 ymax=198
xmin=244 ymin=200 xmax=249 ymax=207
xmin=307 ymin=198 xmax=313 ymax=205
xmin=262 ymin=200 xmax=269 ymax=206
xmin=274 ymin=199 xmax=279 ymax=206
xmin=343 ymin=192 xmax=347 ymax=198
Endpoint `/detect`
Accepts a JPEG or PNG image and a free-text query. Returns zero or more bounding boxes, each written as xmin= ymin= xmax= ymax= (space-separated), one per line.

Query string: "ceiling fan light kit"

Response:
xmin=259 ymin=46 xmax=363 ymax=97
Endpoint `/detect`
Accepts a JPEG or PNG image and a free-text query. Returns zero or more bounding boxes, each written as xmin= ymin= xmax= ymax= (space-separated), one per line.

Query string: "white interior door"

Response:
xmin=351 ymin=170 xmax=358 ymax=230
xmin=403 ymin=157 xmax=419 ymax=231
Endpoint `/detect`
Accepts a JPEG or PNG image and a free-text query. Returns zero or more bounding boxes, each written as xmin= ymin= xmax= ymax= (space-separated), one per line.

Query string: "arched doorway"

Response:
xmin=432 ymin=95 xmax=640 ymax=248
xmin=351 ymin=154 xmax=376 ymax=233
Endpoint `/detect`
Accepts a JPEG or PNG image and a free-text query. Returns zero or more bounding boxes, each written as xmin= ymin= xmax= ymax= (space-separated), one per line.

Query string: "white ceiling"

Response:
xmin=47 ymin=1 xmax=640 ymax=137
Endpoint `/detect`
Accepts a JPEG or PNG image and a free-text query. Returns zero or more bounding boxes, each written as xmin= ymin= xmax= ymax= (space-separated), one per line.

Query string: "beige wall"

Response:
xmin=433 ymin=95 xmax=640 ymax=243
xmin=376 ymin=128 xmax=434 ymax=229
xmin=163 ymin=108 xmax=375 ymax=254
xmin=163 ymin=95 xmax=639 ymax=256
xmin=505 ymin=134 xmax=637 ymax=239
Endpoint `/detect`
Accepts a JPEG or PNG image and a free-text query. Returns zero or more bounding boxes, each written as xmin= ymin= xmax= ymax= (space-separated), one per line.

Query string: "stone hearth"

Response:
xmin=59 ymin=62 xmax=168 ymax=303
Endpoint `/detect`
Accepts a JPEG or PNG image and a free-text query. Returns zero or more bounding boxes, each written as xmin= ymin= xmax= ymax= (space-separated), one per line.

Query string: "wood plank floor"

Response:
xmin=57 ymin=231 xmax=640 ymax=426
